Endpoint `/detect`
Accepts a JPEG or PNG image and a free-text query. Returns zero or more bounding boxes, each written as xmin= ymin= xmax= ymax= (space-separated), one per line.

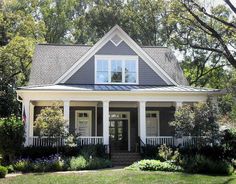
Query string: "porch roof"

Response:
xmin=18 ymin=84 xmax=221 ymax=94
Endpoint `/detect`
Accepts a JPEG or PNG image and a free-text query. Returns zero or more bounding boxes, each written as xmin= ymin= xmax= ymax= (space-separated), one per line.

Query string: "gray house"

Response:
xmin=17 ymin=25 xmax=219 ymax=154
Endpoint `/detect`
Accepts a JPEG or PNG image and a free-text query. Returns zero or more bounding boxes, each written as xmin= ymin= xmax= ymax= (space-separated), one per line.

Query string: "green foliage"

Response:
xmin=13 ymin=159 xmax=31 ymax=172
xmin=0 ymin=116 xmax=25 ymax=162
xmin=182 ymin=154 xmax=234 ymax=175
xmin=69 ymin=156 xmax=87 ymax=170
xmin=126 ymin=160 xmax=183 ymax=172
xmin=157 ymin=144 xmax=180 ymax=163
xmin=169 ymin=102 xmax=219 ymax=146
xmin=34 ymin=105 xmax=67 ymax=137
xmin=86 ymin=157 xmax=112 ymax=170
xmin=221 ymin=128 xmax=236 ymax=159
xmin=0 ymin=166 xmax=8 ymax=178
xmin=6 ymin=165 xmax=14 ymax=173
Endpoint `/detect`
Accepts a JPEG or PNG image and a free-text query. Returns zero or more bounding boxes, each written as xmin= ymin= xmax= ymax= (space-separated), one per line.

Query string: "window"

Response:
xmin=96 ymin=59 xmax=108 ymax=83
xmin=95 ymin=55 xmax=138 ymax=84
xmin=146 ymin=112 xmax=159 ymax=136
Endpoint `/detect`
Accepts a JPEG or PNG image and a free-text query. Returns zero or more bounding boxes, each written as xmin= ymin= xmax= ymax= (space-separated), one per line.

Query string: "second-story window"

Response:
xmin=95 ymin=55 xmax=138 ymax=84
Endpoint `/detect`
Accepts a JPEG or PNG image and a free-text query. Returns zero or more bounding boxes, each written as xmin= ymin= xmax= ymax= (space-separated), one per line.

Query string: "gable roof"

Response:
xmin=28 ymin=44 xmax=188 ymax=86
xmin=54 ymin=25 xmax=179 ymax=85
xmin=28 ymin=25 xmax=188 ymax=86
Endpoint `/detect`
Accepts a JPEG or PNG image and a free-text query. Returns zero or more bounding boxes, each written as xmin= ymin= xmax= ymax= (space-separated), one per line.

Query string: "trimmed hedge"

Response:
xmin=0 ymin=166 xmax=8 ymax=178
xmin=17 ymin=144 xmax=107 ymax=159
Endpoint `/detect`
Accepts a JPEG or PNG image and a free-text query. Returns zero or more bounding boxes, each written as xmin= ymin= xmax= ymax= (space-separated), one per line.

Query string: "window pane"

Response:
xmin=111 ymin=72 xmax=122 ymax=82
xmin=125 ymin=72 xmax=136 ymax=83
xmin=111 ymin=60 xmax=122 ymax=72
xmin=125 ymin=60 xmax=136 ymax=72
xmin=97 ymin=60 xmax=108 ymax=71
xmin=96 ymin=71 xmax=108 ymax=83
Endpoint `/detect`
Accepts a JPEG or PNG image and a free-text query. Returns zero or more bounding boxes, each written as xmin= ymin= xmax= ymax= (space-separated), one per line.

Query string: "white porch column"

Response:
xmin=29 ymin=103 xmax=34 ymax=144
xmin=139 ymin=101 xmax=146 ymax=144
xmin=64 ymin=100 xmax=70 ymax=132
xmin=23 ymin=99 xmax=30 ymax=146
xmin=175 ymin=101 xmax=183 ymax=109
xmin=103 ymin=101 xmax=109 ymax=146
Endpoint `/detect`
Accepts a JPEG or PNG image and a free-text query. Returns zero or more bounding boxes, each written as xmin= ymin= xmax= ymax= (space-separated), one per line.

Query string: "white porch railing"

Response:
xmin=146 ymin=136 xmax=174 ymax=146
xmin=29 ymin=136 xmax=103 ymax=147
xmin=77 ymin=136 xmax=103 ymax=146
xmin=29 ymin=136 xmax=65 ymax=147
xmin=146 ymin=136 xmax=204 ymax=147
xmin=182 ymin=136 xmax=203 ymax=147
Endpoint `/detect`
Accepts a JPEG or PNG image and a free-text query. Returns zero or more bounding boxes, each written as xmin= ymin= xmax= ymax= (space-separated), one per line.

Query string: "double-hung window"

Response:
xmin=95 ymin=55 xmax=138 ymax=84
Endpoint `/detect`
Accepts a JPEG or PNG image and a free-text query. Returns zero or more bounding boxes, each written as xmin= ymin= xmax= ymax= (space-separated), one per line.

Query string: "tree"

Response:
xmin=34 ymin=105 xmax=67 ymax=138
xmin=0 ymin=116 xmax=25 ymax=162
xmin=169 ymin=102 xmax=220 ymax=146
xmin=170 ymin=0 xmax=236 ymax=69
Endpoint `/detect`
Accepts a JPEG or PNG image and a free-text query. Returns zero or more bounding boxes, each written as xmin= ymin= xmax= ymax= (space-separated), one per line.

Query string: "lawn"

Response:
xmin=0 ymin=170 xmax=235 ymax=184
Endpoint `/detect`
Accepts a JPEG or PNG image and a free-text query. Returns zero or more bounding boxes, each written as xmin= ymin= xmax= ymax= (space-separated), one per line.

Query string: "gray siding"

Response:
xmin=139 ymin=58 xmax=167 ymax=85
xmin=96 ymin=41 xmax=136 ymax=55
xmin=65 ymin=41 xmax=167 ymax=85
xmin=66 ymin=57 xmax=94 ymax=84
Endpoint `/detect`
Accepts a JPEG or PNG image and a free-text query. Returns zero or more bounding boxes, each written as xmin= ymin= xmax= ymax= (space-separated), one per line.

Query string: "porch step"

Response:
xmin=111 ymin=152 xmax=141 ymax=166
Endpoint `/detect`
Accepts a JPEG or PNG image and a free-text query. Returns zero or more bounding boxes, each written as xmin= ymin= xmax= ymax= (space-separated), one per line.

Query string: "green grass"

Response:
xmin=0 ymin=170 xmax=235 ymax=184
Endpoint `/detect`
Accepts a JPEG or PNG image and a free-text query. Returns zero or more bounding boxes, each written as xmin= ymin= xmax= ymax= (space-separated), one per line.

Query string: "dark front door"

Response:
xmin=109 ymin=120 xmax=128 ymax=151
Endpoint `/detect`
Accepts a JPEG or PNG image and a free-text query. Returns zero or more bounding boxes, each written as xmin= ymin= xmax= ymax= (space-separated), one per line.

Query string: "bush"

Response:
xmin=87 ymin=157 xmax=112 ymax=169
xmin=13 ymin=159 xmax=31 ymax=172
xmin=182 ymin=154 xmax=234 ymax=175
xmin=157 ymin=144 xmax=180 ymax=163
xmin=126 ymin=160 xmax=183 ymax=172
xmin=69 ymin=156 xmax=87 ymax=170
xmin=6 ymin=165 xmax=14 ymax=173
xmin=0 ymin=166 xmax=8 ymax=178
xmin=31 ymin=154 xmax=64 ymax=172
xmin=0 ymin=116 xmax=25 ymax=162
xmin=78 ymin=144 xmax=107 ymax=159
xmin=18 ymin=145 xmax=107 ymax=160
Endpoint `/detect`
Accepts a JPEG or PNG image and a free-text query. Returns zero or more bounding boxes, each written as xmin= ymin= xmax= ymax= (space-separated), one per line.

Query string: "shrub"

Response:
xmin=182 ymin=154 xmax=234 ymax=175
xmin=0 ymin=166 xmax=8 ymax=178
xmin=13 ymin=159 xmax=31 ymax=172
xmin=6 ymin=165 xmax=14 ymax=173
xmin=17 ymin=145 xmax=107 ymax=160
xmin=69 ymin=156 xmax=87 ymax=170
xmin=87 ymin=157 xmax=112 ymax=169
xmin=0 ymin=116 xmax=25 ymax=162
xmin=157 ymin=144 xmax=180 ymax=163
xmin=126 ymin=160 xmax=183 ymax=172
xmin=78 ymin=144 xmax=107 ymax=159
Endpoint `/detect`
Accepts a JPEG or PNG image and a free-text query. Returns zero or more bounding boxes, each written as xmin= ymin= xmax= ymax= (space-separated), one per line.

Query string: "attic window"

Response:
xmin=95 ymin=55 xmax=138 ymax=84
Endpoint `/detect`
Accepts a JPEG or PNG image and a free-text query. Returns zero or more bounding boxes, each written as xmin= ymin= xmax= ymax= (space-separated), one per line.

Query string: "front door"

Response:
xmin=109 ymin=112 xmax=129 ymax=151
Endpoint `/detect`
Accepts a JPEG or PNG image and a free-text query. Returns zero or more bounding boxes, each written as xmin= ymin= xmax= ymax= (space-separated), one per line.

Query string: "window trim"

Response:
xmin=95 ymin=55 xmax=139 ymax=84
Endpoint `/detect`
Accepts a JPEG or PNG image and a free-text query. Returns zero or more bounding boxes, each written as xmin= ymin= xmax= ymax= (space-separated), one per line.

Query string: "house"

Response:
xmin=16 ymin=25 xmax=219 ymax=153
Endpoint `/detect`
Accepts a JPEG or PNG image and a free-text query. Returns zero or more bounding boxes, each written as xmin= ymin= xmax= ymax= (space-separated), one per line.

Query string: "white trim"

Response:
xmin=94 ymin=55 xmax=139 ymax=84
xmin=17 ymin=91 xmax=209 ymax=103
xmin=110 ymin=38 xmax=123 ymax=47
xmin=146 ymin=111 xmax=160 ymax=137
xmin=54 ymin=25 xmax=177 ymax=85
xmin=109 ymin=111 xmax=131 ymax=152
xmin=75 ymin=110 xmax=92 ymax=136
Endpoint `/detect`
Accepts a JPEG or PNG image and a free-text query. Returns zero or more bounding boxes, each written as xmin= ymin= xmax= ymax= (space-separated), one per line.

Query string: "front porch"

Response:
xmin=24 ymin=100 xmax=198 ymax=151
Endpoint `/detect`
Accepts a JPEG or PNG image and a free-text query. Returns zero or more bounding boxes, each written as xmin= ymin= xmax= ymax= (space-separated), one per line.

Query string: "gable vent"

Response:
xmin=110 ymin=34 xmax=123 ymax=46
